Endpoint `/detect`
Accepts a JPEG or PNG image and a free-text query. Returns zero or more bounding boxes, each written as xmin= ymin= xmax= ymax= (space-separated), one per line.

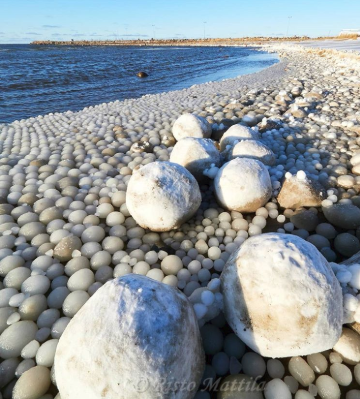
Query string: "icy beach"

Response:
xmin=1 ymin=43 xmax=360 ymax=398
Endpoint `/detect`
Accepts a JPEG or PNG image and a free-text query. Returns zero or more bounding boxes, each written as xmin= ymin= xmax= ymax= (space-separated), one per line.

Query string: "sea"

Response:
xmin=0 ymin=44 xmax=279 ymax=124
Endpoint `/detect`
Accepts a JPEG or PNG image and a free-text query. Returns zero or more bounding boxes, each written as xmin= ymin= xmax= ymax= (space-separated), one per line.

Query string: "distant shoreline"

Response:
xmin=30 ymin=37 xmax=311 ymax=47
xmin=29 ymin=35 xmax=358 ymax=47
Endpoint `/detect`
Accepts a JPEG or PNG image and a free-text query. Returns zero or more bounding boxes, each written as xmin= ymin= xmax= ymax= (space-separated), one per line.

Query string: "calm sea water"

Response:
xmin=0 ymin=45 xmax=278 ymax=123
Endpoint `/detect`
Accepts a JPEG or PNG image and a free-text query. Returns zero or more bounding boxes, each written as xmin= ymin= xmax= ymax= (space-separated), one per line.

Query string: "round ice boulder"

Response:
xmin=170 ymin=137 xmax=221 ymax=182
xmin=214 ymin=158 xmax=272 ymax=213
xmin=221 ymin=233 xmax=343 ymax=358
xmin=219 ymin=124 xmax=259 ymax=152
xmin=55 ymin=274 xmax=204 ymax=399
xmin=227 ymin=140 xmax=275 ymax=166
xmin=126 ymin=161 xmax=201 ymax=231
xmin=172 ymin=113 xmax=212 ymax=141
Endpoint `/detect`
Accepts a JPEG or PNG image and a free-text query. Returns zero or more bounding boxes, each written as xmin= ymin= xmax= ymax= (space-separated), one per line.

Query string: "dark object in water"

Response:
xmin=137 ymin=71 xmax=148 ymax=78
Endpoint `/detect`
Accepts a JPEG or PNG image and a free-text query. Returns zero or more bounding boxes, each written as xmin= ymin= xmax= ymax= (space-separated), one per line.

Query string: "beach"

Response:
xmin=1 ymin=41 xmax=360 ymax=398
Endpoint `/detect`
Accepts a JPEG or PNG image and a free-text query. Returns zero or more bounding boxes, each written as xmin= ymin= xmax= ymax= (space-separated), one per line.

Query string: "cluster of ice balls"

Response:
xmin=1 ymin=46 xmax=360 ymax=399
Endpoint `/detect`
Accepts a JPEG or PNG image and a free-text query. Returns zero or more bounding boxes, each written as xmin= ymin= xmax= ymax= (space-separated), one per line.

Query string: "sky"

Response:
xmin=0 ymin=0 xmax=359 ymax=44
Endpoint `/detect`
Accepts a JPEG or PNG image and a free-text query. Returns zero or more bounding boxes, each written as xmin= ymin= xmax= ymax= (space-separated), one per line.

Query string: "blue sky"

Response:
xmin=0 ymin=0 xmax=359 ymax=43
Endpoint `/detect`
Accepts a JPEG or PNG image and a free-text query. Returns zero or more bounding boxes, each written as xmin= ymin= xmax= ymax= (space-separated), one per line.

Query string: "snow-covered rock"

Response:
xmin=169 ymin=137 xmax=221 ymax=182
xmin=219 ymin=124 xmax=259 ymax=151
xmin=55 ymin=274 xmax=205 ymax=399
xmin=172 ymin=113 xmax=212 ymax=141
xmin=221 ymin=233 xmax=343 ymax=358
xmin=214 ymin=158 xmax=272 ymax=213
xmin=227 ymin=139 xmax=276 ymax=165
xmin=126 ymin=161 xmax=201 ymax=231
xmin=277 ymin=172 xmax=326 ymax=209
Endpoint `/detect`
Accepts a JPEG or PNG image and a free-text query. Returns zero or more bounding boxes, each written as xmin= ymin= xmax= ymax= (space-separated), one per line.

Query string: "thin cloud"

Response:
xmin=43 ymin=25 xmax=61 ymax=28
xmin=26 ymin=32 xmax=42 ymax=35
xmin=0 ymin=32 xmax=4 ymax=35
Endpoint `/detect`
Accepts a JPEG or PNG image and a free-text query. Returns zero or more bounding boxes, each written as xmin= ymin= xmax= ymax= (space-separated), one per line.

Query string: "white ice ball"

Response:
xmin=219 ymin=124 xmax=259 ymax=151
xmin=172 ymin=113 xmax=212 ymax=141
xmin=221 ymin=233 xmax=342 ymax=358
xmin=169 ymin=137 xmax=221 ymax=181
xmin=126 ymin=162 xmax=201 ymax=231
xmin=214 ymin=158 xmax=272 ymax=213
xmin=55 ymin=274 xmax=204 ymax=399
xmin=228 ymin=139 xmax=275 ymax=166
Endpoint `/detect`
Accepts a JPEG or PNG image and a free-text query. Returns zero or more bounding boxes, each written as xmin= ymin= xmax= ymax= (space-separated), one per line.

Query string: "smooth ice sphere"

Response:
xmin=264 ymin=378 xmax=291 ymax=399
xmin=288 ymin=357 xmax=315 ymax=386
xmin=62 ymin=290 xmax=90 ymax=317
xmin=67 ymin=269 xmax=95 ymax=291
xmin=161 ymin=255 xmax=183 ymax=275
xmin=169 ymin=137 xmax=221 ymax=182
xmin=212 ymin=352 xmax=229 ymax=376
xmin=21 ymin=275 xmax=50 ymax=295
xmin=228 ymin=140 xmax=275 ymax=166
xmin=221 ymin=233 xmax=342 ymax=357
xmin=267 ymin=359 xmax=285 ymax=379
xmin=51 ymin=317 xmax=71 ymax=339
xmin=315 ymin=375 xmax=340 ymax=399
xmin=55 ymin=275 xmax=204 ymax=399
xmin=172 ymin=113 xmax=212 ymax=141
xmin=53 ymin=235 xmax=82 ymax=262
xmin=284 ymin=376 xmax=299 ymax=394
xmin=12 ymin=366 xmax=51 ymax=399
xmin=219 ymin=124 xmax=259 ymax=151
xmin=126 ymin=162 xmax=201 ymax=231
xmin=296 ymin=170 xmax=307 ymax=181
xmin=0 ymin=255 xmax=24 ymax=277
xmin=330 ymin=363 xmax=352 ymax=386
xmin=294 ymin=390 xmax=314 ymax=399
xmin=200 ymin=324 xmax=223 ymax=355
xmin=201 ymin=290 xmax=215 ymax=306
xmin=223 ymin=333 xmax=246 ymax=359
xmin=36 ymin=339 xmax=58 ymax=367
xmin=329 ymin=352 xmax=343 ymax=364
xmin=0 ymin=321 xmax=38 ymax=359
xmin=21 ymin=340 xmax=40 ymax=359
xmin=306 ymin=353 xmax=328 ymax=374
xmin=19 ymin=294 xmax=47 ymax=321
xmin=242 ymin=352 xmax=266 ymax=378
xmin=214 ymin=158 xmax=272 ymax=213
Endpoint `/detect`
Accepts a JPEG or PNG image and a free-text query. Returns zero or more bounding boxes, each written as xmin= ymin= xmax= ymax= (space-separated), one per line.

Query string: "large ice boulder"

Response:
xmin=126 ymin=161 xmax=201 ymax=231
xmin=227 ymin=139 xmax=275 ymax=166
xmin=221 ymin=233 xmax=343 ymax=358
xmin=55 ymin=274 xmax=205 ymax=399
xmin=172 ymin=113 xmax=212 ymax=141
xmin=219 ymin=124 xmax=260 ymax=151
xmin=170 ymin=137 xmax=221 ymax=182
xmin=214 ymin=158 xmax=272 ymax=213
